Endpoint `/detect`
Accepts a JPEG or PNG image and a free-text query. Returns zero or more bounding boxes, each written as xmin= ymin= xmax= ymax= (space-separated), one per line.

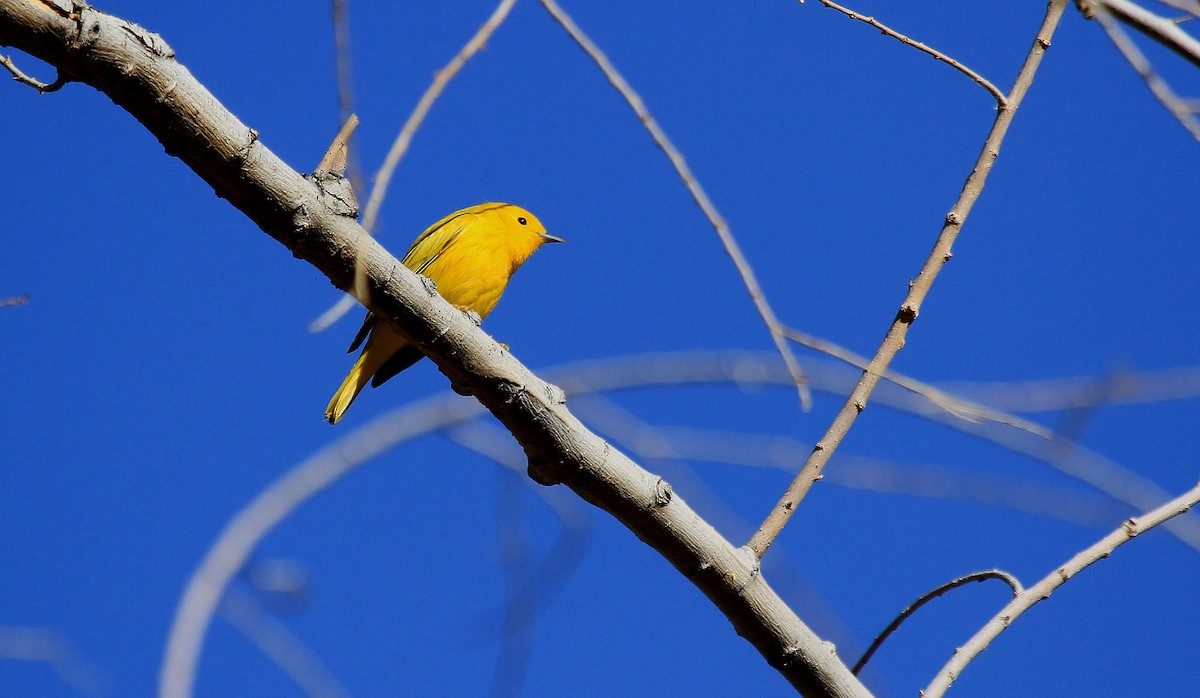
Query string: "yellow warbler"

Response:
xmin=325 ymin=202 xmax=563 ymax=424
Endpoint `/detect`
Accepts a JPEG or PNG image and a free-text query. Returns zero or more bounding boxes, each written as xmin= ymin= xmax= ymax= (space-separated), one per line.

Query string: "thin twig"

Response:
xmin=816 ymin=1 xmax=1008 ymax=106
xmin=747 ymin=0 xmax=1070 ymax=559
xmin=852 ymin=570 xmax=1022 ymax=675
xmin=538 ymin=0 xmax=813 ymax=411
xmin=313 ymin=113 xmax=358 ymax=179
xmin=309 ymin=0 xmax=519 ymax=333
xmin=924 ymin=480 xmax=1200 ymax=697
xmin=1090 ymin=1 xmax=1200 ymax=142
xmin=0 ymin=53 xmax=67 ymax=92
xmin=782 ymin=325 xmax=1053 ymax=439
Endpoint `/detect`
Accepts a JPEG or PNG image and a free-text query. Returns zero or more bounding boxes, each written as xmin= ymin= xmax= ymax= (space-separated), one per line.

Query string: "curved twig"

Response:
xmin=852 ymin=569 xmax=1022 ymax=675
xmin=924 ymin=480 xmax=1200 ymax=696
xmin=0 ymin=53 xmax=67 ymax=92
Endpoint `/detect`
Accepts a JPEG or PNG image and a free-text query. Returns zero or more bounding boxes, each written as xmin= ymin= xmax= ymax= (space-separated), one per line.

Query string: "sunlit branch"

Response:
xmin=747 ymin=0 xmax=1071 ymax=558
xmin=924 ymin=480 xmax=1200 ymax=696
xmin=815 ymin=0 xmax=1008 ymax=105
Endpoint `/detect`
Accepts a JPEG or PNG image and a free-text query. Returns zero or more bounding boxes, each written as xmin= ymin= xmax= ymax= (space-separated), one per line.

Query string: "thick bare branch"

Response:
xmin=747 ymin=0 xmax=1071 ymax=558
xmin=0 ymin=3 xmax=868 ymax=696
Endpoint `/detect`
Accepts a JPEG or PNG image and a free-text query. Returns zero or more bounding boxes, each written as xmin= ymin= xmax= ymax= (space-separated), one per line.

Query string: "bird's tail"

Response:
xmin=325 ymin=351 xmax=374 ymax=425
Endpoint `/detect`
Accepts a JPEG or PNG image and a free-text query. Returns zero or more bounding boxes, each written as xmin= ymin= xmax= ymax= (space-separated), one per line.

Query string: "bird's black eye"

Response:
xmin=517 ymin=217 xmax=527 ymax=225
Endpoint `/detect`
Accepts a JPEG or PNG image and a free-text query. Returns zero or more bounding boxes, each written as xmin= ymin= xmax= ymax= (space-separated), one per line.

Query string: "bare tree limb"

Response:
xmin=0 ymin=4 xmax=868 ymax=696
xmin=538 ymin=0 xmax=814 ymax=411
xmin=815 ymin=0 xmax=1008 ymax=106
xmin=152 ymin=348 xmax=1200 ymax=698
xmin=747 ymin=0 xmax=1071 ymax=558
xmin=924 ymin=480 xmax=1200 ymax=697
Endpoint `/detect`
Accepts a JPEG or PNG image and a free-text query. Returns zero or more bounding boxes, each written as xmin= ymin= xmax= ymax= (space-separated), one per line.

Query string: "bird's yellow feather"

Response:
xmin=325 ymin=202 xmax=561 ymax=424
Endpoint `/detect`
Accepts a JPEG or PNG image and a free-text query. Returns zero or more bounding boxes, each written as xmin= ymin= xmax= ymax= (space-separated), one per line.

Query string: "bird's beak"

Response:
xmin=540 ymin=233 xmax=565 ymax=244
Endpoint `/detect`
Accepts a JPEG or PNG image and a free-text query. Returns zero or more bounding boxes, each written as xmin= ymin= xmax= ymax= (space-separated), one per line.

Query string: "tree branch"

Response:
xmin=0 ymin=2 xmax=868 ymax=696
xmin=1 ymin=50 xmax=65 ymax=91
xmin=816 ymin=0 xmax=1008 ymax=106
xmin=852 ymin=570 xmax=1021 ymax=675
xmin=924 ymin=479 xmax=1200 ymax=696
xmin=747 ymin=0 xmax=1071 ymax=558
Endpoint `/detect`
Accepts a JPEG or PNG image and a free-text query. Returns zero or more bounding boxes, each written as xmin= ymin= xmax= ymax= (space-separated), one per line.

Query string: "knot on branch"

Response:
xmin=544 ymin=382 xmax=567 ymax=406
xmin=651 ymin=477 xmax=673 ymax=508
xmin=308 ymin=172 xmax=358 ymax=219
xmin=121 ymin=22 xmax=174 ymax=58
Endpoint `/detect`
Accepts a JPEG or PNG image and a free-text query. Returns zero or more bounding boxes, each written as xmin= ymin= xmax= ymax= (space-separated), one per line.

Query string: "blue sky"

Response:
xmin=4 ymin=1 xmax=1199 ymax=696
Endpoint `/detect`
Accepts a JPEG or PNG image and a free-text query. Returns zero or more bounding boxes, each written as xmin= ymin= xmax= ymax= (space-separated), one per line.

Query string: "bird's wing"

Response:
xmin=370 ymin=343 xmax=425 ymax=387
xmin=347 ymin=312 xmax=376 ymax=353
xmin=346 ymin=211 xmax=475 ymax=354
xmin=402 ymin=211 xmax=474 ymax=275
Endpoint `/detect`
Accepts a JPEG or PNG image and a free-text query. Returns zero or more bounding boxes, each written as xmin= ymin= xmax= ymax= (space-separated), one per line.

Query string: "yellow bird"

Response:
xmin=325 ymin=202 xmax=563 ymax=424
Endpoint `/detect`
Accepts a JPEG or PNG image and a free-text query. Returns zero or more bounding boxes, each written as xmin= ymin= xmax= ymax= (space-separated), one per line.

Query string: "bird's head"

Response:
xmin=495 ymin=203 xmax=564 ymax=247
